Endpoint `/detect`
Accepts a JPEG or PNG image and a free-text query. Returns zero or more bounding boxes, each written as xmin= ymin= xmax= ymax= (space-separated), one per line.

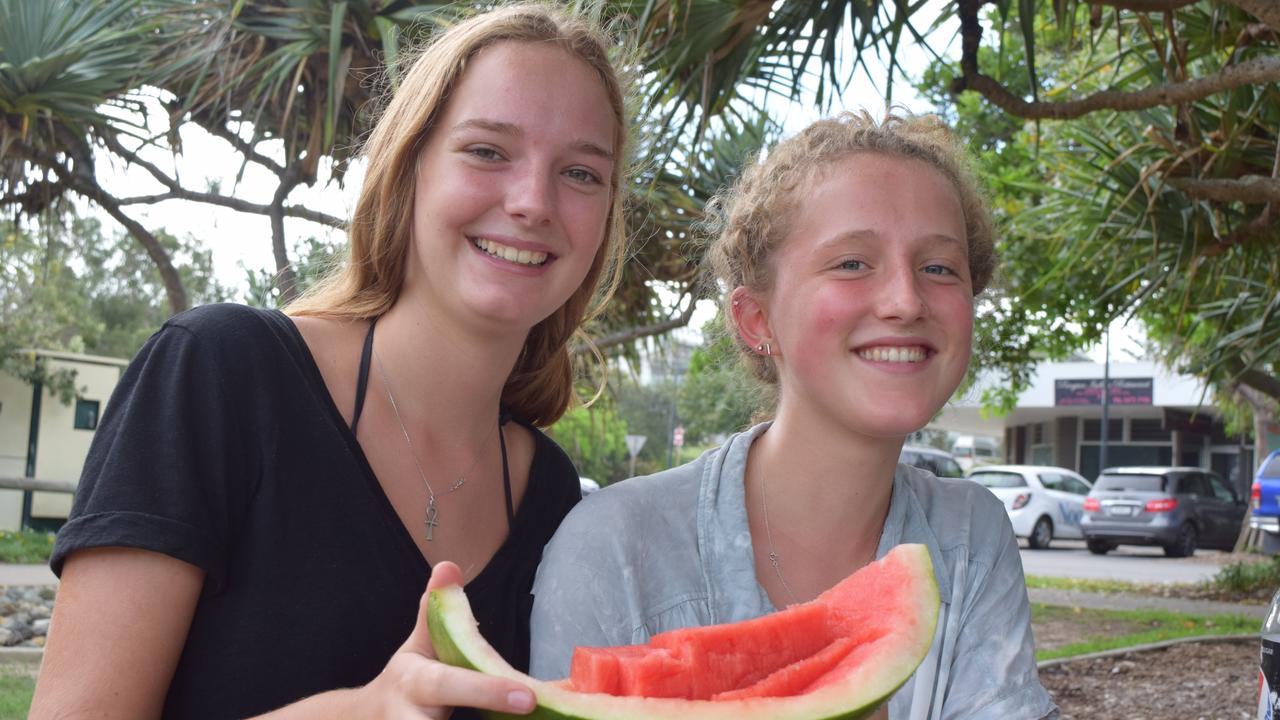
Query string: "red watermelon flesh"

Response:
xmin=567 ymin=550 xmax=915 ymax=701
xmin=709 ymin=636 xmax=859 ymax=700
xmin=571 ymin=603 xmax=834 ymax=699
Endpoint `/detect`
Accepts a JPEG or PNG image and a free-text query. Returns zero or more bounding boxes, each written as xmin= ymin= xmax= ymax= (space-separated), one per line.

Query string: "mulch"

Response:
xmin=1039 ymin=637 xmax=1257 ymax=720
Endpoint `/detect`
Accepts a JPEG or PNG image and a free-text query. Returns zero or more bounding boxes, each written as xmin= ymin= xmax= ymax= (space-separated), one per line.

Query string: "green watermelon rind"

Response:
xmin=428 ymin=543 xmax=940 ymax=720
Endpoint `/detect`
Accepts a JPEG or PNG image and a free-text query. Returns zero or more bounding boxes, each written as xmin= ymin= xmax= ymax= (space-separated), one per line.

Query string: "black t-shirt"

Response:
xmin=50 ymin=303 xmax=582 ymax=719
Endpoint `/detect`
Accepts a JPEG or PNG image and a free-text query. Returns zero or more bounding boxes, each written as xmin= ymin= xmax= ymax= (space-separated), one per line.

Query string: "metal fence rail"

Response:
xmin=0 ymin=476 xmax=76 ymax=494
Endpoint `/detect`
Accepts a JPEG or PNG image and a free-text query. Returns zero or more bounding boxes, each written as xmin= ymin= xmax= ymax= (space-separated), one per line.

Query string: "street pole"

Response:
xmin=1099 ymin=325 xmax=1110 ymax=476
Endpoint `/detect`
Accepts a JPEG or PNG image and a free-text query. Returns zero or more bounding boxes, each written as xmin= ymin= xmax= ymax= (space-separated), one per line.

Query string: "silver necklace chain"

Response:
xmin=373 ymin=348 xmax=495 ymax=542
xmin=760 ymin=471 xmax=800 ymax=606
xmin=760 ymin=471 xmax=879 ymax=607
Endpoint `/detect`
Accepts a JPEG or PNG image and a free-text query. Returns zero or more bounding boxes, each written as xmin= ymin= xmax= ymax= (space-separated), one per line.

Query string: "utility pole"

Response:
xmin=1099 ymin=325 xmax=1110 ymax=476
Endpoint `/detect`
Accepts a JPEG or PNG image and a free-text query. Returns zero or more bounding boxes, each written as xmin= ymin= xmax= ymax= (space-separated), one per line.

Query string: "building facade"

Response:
xmin=0 ymin=351 xmax=127 ymax=531
xmin=933 ymin=360 xmax=1257 ymax=495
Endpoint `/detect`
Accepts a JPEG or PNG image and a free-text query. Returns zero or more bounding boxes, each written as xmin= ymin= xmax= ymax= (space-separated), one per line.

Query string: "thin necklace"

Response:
xmin=373 ymin=349 xmax=496 ymax=542
xmin=760 ymin=471 xmax=878 ymax=607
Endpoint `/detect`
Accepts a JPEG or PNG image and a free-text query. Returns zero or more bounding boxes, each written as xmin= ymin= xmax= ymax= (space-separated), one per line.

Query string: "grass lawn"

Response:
xmin=1032 ymin=603 xmax=1257 ymax=662
xmin=1026 ymin=574 xmax=1156 ymax=594
xmin=0 ymin=531 xmax=55 ymax=565
xmin=0 ymin=665 xmax=37 ymax=719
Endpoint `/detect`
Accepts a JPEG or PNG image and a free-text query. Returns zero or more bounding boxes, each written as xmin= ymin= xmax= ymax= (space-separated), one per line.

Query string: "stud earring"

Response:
xmin=755 ymin=342 xmax=772 ymax=356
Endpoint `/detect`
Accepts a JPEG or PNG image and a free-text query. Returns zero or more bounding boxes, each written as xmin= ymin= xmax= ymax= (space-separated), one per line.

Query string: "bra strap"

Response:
xmin=498 ymin=413 xmax=515 ymax=528
xmin=350 ymin=318 xmax=377 ymax=435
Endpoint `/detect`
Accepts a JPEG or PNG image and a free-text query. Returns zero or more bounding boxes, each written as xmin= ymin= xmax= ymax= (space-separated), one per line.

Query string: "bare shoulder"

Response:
xmin=288 ymin=314 xmax=371 ymax=424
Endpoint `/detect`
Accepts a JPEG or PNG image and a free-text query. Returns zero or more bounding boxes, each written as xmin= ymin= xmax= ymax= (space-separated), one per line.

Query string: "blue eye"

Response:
xmin=923 ymin=264 xmax=955 ymax=276
xmin=565 ymin=167 xmax=602 ymax=185
xmin=466 ymin=146 xmax=502 ymax=161
xmin=838 ymin=259 xmax=864 ymax=271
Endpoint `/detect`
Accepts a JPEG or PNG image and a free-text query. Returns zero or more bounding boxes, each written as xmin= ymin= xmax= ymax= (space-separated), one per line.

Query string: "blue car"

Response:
xmin=1250 ymin=450 xmax=1280 ymax=552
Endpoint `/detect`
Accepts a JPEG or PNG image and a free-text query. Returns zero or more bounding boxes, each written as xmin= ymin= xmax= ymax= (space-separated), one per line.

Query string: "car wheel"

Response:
xmin=1164 ymin=524 xmax=1197 ymax=558
xmin=1086 ymin=539 xmax=1114 ymax=555
xmin=1028 ymin=517 xmax=1053 ymax=550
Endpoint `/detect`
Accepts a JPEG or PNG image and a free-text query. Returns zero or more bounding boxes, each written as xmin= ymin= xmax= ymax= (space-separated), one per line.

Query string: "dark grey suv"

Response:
xmin=1080 ymin=466 xmax=1247 ymax=557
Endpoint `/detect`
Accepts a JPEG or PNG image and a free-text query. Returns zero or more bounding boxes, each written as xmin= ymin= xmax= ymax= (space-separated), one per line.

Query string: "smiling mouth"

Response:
xmin=472 ymin=237 xmax=550 ymax=267
xmin=856 ymin=346 xmax=930 ymax=363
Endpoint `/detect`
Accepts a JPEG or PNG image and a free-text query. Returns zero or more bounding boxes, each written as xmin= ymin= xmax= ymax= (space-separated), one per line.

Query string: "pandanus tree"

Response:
xmin=1 ymin=0 xmax=773 ymax=358
xmin=619 ymin=0 xmax=1278 ymax=401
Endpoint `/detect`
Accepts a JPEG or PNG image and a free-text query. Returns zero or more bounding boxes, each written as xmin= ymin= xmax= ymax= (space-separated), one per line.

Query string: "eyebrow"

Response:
xmin=451 ymin=118 xmax=614 ymax=161
xmin=815 ymin=229 xmax=966 ymax=253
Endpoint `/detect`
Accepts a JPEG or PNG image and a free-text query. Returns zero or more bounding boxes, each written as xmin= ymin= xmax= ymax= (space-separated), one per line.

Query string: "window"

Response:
xmin=1204 ymin=473 xmax=1237 ymax=502
xmin=1129 ymin=418 xmax=1171 ymax=442
xmin=1174 ymin=473 xmax=1208 ymax=496
xmin=1061 ymin=475 xmax=1092 ymax=495
xmin=970 ymin=472 xmax=1028 ymax=488
xmin=1094 ymin=473 xmax=1165 ymax=492
xmin=74 ymin=399 xmax=99 ymax=430
xmin=1082 ymin=419 xmax=1123 ymax=442
xmin=1265 ymin=454 xmax=1280 ymax=479
xmin=936 ymin=458 xmax=963 ymax=479
xmin=1038 ymin=473 xmax=1063 ymax=491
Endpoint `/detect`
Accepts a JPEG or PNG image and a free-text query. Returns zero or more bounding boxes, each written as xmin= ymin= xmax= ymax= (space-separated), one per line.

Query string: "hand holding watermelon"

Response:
xmin=352 ymin=561 xmax=537 ymax=718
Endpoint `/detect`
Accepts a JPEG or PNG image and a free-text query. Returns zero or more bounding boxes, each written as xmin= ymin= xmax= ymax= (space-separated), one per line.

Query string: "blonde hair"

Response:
xmin=288 ymin=3 xmax=630 ymax=426
xmin=706 ymin=110 xmax=996 ymax=386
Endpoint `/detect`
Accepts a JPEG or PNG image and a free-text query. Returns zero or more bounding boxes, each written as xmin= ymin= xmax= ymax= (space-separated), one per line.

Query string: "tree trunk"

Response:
xmin=1234 ymin=387 xmax=1277 ymax=552
xmin=269 ymin=169 xmax=303 ymax=306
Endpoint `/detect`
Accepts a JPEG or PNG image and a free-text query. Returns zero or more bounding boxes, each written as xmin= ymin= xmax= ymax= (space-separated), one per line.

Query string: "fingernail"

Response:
xmin=507 ymin=689 xmax=535 ymax=712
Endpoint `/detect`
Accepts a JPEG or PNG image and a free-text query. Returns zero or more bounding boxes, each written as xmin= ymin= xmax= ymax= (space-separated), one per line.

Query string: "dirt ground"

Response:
xmin=1039 ymin=638 xmax=1256 ymax=719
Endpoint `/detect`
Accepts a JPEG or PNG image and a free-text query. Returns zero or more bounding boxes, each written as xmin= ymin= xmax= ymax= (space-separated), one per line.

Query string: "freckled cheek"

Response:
xmin=786 ymin=288 xmax=865 ymax=371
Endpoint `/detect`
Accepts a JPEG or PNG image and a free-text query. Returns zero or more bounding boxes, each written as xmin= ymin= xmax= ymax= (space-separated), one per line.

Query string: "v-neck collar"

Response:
xmin=696 ymin=422 xmax=952 ymax=623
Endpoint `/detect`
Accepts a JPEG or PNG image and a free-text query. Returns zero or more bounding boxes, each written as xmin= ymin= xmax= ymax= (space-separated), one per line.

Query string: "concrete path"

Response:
xmin=1028 ymin=586 xmax=1269 ymax=621
xmin=0 ymin=564 xmax=56 ymax=587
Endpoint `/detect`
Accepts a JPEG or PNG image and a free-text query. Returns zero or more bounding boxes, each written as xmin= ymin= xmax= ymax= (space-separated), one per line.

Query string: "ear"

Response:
xmin=729 ymin=287 xmax=775 ymax=356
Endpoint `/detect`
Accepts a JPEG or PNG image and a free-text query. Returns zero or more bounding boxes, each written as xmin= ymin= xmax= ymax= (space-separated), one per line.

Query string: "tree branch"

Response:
xmin=15 ymin=144 xmax=189 ymax=313
xmin=1084 ymin=0 xmax=1279 ymax=32
xmin=953 ymin=55 xmax=1280 ymax=120
xmin=102 ymin=132 xmax=344 ymax=228
xmin=1083 ymin=0 xmax=1196 ymax=11
xmin=202 ymin=121 xmax=287 ymax=176
xmin=585 ymin=297 xmax=702 ymax=354
xmin=1219 ymin=0 xmax=1280 ymax=33
xmin=0 ymin=180 xmax=68 ymax=215
xmin=115 ymin=190 xmax=344 ymax=228
xmin=1167 ymin=175 xmax=1280 ymax=204
xmin=1226 ymin=359 xmax=1280 ymax=403
xmin=269 ymin=164 xmax=303 ymax=304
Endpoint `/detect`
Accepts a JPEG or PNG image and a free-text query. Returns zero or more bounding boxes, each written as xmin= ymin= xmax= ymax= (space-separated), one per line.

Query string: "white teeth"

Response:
xmin=473 ymin=238 xmax=548 ymax=266
xmin=857 ymin=346 xmax=927 ymax=363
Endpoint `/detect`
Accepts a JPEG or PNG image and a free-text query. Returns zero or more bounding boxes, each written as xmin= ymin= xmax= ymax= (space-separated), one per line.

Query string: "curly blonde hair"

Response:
xmin=706 ymin=110 xmax=996 ymax=386
xmin=288 ymin=3 xmax=630 ymax=426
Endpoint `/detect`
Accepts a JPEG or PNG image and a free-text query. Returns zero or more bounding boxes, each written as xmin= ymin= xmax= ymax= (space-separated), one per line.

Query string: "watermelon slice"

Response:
xmin=428 ymin=543 xmax=939 ymax=720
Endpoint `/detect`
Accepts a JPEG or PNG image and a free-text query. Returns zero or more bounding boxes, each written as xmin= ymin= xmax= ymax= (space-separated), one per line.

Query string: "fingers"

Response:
xmin=402 ymin=561 xmax=465 ymax=658
xmin=427 ymin=561 xmax=463 ymax=591
xmin=406 ymin=663 xmax=536 ymax=716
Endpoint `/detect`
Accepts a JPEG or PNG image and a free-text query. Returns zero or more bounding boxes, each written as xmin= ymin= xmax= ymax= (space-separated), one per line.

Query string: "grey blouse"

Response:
xmin=530 ymin=423 xmax=1058 ymax=720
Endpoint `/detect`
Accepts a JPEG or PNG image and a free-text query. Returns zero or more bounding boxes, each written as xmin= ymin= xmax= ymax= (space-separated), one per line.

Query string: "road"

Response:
xmin=1018 ymin=538 xmax=1235 ymax=584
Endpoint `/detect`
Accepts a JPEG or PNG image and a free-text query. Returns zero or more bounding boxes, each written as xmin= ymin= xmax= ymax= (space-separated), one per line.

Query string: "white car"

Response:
xmin=966 ymin=465 xmax=1093 ymax=549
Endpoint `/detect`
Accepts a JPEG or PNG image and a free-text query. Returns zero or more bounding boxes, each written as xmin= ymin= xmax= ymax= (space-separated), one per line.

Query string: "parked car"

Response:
xmin=1081 ymin=466 xmax=1247 ymax=557
xmin=1249 ymin=450 xmax=1280 ymax=553
xmin=900 ymin=446 xmax=964 ymax=479
xmin=965 ymin=465 xmax=1092 ymax=549
xmin=951 ymin=435 xmax=1002 ymax=472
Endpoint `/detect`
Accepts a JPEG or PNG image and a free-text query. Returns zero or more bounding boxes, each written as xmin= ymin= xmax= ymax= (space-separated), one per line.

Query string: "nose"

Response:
xmin=506 ymin=165 xmax=555 ymax=227
xmin=875 ymin=262 xmax=928 ymax=323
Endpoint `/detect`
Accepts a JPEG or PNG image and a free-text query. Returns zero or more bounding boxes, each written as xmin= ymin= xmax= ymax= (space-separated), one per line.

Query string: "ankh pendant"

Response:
xmin=424 ymin=496 xmax=440 ymax=542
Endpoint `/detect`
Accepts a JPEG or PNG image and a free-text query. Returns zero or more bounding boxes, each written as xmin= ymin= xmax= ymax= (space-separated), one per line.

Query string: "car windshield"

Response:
xmin=1094 ymin=473 xmax=1166 ymax=492
xmin=1263 ymin=454 xmax=1280 ymax=479
xmin=969 ymin=471 xmax=1027 ymax=488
